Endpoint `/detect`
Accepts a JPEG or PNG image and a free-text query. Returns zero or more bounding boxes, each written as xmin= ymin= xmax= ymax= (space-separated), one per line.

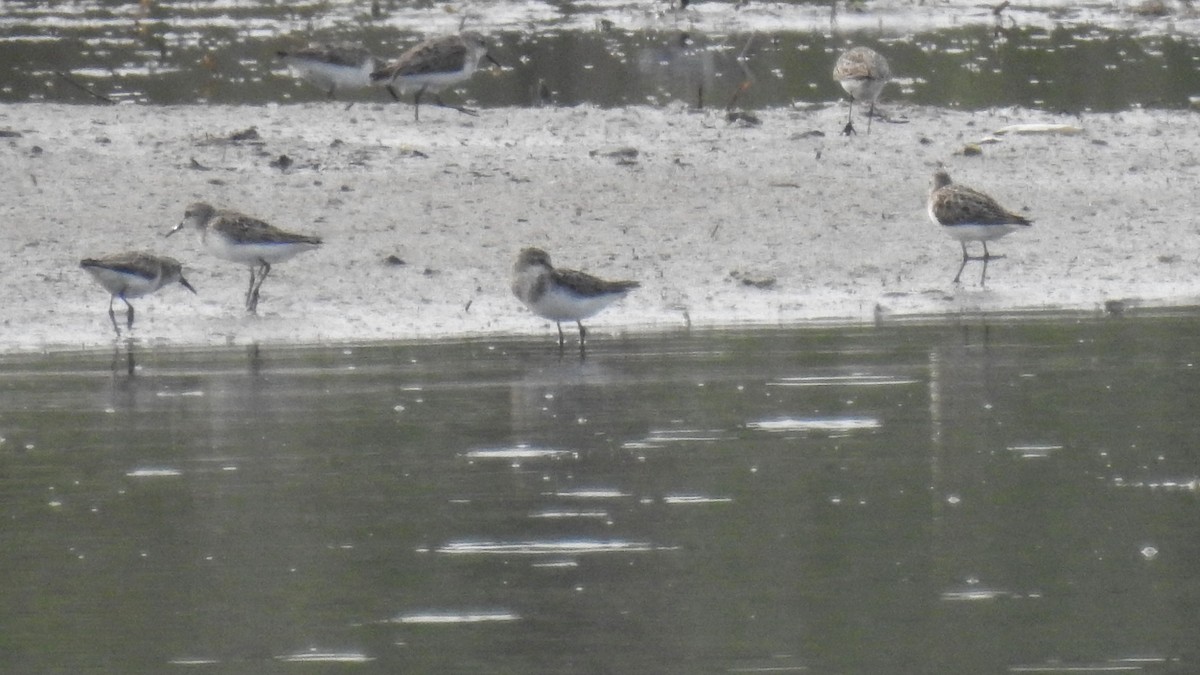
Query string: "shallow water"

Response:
xmin=2 ymin=318 xmax=1199 ymax=673
xmin=0 ymin=0 xmax=1197 ymax=110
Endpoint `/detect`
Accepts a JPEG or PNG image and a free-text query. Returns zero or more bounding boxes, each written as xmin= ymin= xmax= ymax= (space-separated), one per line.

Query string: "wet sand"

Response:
xmin=0 ymin=101 xmax=1197 ymax=351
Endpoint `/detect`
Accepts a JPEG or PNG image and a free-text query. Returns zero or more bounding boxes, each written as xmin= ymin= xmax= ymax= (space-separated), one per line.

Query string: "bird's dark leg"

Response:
xmin=842 ymin=99 xmax=856 ymax=136
xmin=866 ymin=100 xmax=875 ymax=135
xmin=432 ymin=92 xmax=478 ymax=117
xmin=246 ymin=264 xmax=258 ymax=313
xmin=245 ymin=267 xmax=258 ymax=309
xmin=555 ymin=321 xmax=566 ymax=355
xmin=413 ymin=85 xmax=427 ymax=122
xmin=248 ymin=261 xmax=271 ymax=314
xmin=125 ymin=340 xmax=136 ymax=376
xmin=107 ymin=296 xmax=121 ymax=336
xmin=979 ymin=242 xmax=993 ymax=286
xmin=953 ymin=242 xmax=970 ymax=284
xmin=954 ymin=242 xmax=1005 ymax=285
xmin=386 ymin=84 xmax=400 ymax=102
xmin=121 ymin=294 xmax=135 ymax=330
xmin=258 ymin=261 xmax=271 ymax=309
xmin=577 ymin=321 xmax=587 ymax=359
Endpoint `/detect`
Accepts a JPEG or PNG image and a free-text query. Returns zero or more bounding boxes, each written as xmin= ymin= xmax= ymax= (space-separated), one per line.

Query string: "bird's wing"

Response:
xmin=81 ymin=252 xmax=162 ymax=280
xmin=553 ymin=268 xmax=639 ymax=297
xmin=391 ymin=40 xmax=468 ymax=77
xmin=933 ymin=186 xmax=1032 ymax=226
xmin=214 ymin=212 xmax=322 ymax=245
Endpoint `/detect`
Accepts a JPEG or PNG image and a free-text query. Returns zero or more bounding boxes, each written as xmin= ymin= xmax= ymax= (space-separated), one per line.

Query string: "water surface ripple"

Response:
xmin=2 ymin=319 xmax=1199 ymax=671
xmin=1 ymin=0 xmax=1197 ymax=109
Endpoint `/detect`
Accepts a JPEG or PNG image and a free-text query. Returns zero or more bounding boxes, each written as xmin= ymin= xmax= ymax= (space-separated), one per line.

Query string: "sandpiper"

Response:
xmin=80 ymin=251 xmax=196 ymax=334
xmin=927 ymin=169 xmax=1034 ymax=285
xmin=370 ymin=31 xmax=500 ymax=121
xmin=277 ymin=42 xmax=382 ymax=99
xmin=832 ymin=46 xmax=892 ymax=136
xmin=512 ymin=247 xmax=639 ymax=354
xmin=168 ymin=202 xmax=322 ymax=314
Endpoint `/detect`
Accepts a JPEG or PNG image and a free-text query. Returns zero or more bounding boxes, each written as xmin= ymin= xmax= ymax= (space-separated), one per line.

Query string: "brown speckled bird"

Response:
xmin=927 ymin=169 xmax=1034 ymax=285
xmin=511 ymin=247 xmax=639 ymax=355
xmin=277 ymin=42 xmax=381 ymax=98
xmin=80 ymin=251 xmax=196 ymax=333
xmin=832 ymin=46 xmax=892 ymax=136
xmin=370 ymin=32 xmax=499 ymax=121
xmin=168 ymin=202 xmax=322 ymax=314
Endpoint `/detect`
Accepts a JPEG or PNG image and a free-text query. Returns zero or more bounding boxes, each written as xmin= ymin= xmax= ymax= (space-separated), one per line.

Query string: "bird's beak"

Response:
xmin=165 ymin=221 xmax=184 ymax=238
xmin=179 ymin=276 xmax=197 ymax=294
xmin=485 ymin=53 xmax=501 ymax=69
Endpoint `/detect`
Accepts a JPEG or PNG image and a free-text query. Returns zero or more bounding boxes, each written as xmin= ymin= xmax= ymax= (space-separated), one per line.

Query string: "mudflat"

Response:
xmin=0 ymin=101 xmax=1196 ymax=351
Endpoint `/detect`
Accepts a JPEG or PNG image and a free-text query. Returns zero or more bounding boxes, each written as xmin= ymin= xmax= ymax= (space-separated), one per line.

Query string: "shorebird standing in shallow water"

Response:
xmin=80 ymin=252 xmax=196 ymax=334
xmin=927 ymin=169 xmax=1034 ymax=285
xmin=277 ymin=42 xmax=382 ymax=99
xmin=511 ymin=247 xmax=639 ymax=355
xmin=370 ymin=31 xmax=500 ymax=121
xmin=832 ymin=46 xmax=892 ymax=136
xmin=168 ymin=203 xmax=322 ymax=314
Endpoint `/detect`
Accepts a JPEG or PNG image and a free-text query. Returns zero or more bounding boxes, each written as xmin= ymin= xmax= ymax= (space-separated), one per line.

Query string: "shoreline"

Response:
xmin=1 ymin=101 xmax=1197 ymax=353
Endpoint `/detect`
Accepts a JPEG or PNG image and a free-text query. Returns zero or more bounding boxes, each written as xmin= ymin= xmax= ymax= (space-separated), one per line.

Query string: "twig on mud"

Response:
xmin=55 ymin=71 xmax=115 ymax=104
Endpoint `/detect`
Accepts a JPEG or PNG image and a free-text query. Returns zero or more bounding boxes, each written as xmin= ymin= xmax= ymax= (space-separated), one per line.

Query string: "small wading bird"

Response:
xmin=168 ymin=203 xmax=322 ymax=314
xmin=832 ymin=46 xmax=892 ymax=136
xmin=511 ymin=247 xmax=639 ymax=355
xmin=927 ymin=168 xmax=1034 ymax=285
xmin=276 ymin=42 xmax=382 ymax=99
xmin=80 ymin=252 xmax=196 ymax=334
xmin=370 ymin=31 xmax=500 ymax=121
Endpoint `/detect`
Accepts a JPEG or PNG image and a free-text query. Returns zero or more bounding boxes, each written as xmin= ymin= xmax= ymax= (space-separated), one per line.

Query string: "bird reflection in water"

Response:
xmin=111 ymin=338 xmax=136 ymax=377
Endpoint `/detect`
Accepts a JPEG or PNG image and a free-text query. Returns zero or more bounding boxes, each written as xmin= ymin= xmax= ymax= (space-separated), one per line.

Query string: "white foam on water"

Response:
xmin=550 ymin=488 xmax=631 ymax=499
xmin=274 ymin=651 xmax=375 ymax=663
xmin=663 ymin=494 xmax=734 ymax=505
xmin=125 ymin=468 xmax=182 ymax=477
xmin=435 ymin=539 xmax=661 ymax=555
xmin=747 ymin=417 xmax=881 ymax=433
xmin=464 ymin=445 xmax=576 ymax=460
xmin=768 ymin=375 xmax=919 ymax=387
xmin=392 ymin=610 xmax=520 ymax=624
